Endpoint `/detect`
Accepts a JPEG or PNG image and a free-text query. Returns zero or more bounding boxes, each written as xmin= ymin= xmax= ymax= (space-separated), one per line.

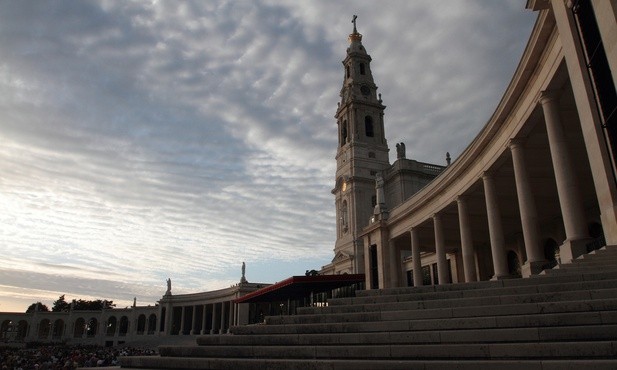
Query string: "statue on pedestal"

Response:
xmin=396 ymin=142 xmax=406 ymax=159
xmin=240 ymin=262 xmax=248 ymax=283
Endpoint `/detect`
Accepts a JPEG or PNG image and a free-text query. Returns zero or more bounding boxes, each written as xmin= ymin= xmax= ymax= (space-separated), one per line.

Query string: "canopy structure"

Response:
xmin=235 ymin=274 xmax=365 ymax=303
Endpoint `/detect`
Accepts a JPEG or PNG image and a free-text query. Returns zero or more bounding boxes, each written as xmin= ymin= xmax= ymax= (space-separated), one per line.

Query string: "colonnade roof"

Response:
xmin=235 ymin=274 xmax=365 ymax=303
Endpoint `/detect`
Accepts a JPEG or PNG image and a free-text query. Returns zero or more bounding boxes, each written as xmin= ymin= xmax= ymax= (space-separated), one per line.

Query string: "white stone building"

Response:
xmin=0 ymin=281 xmax=268 ymax=346
xmin=324 ymin=0 xmax=617 ymax=290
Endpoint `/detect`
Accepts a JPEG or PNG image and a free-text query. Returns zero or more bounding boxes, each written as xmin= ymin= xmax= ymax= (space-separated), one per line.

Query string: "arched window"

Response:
xmin=38 ymin=319 xmax=51 ymax=339
xmin=52 ymin=319 xmax=64 ymax=339
xmin=346 ymin=66 xmax=350 ymax=79
xmin=341 ymin=200 xmax=348 ymax=233
xmin=74 ymin=318 xmax=85 ymax=338
xmin=341 ymin=120 xmax=348 ymax=146
xmin=137 ymin=314 xmax=146 ymax=334
xmin=148 ymin=314 xmax=157 ymax=335
xmin=119 ymin=316 xmax=129 ymax=336
xmin=106 ymin=316 xmax=117 ymax=336
xmin=1 ymin=320 xmax=11 ymax=341
xmin=17 ymin=321 xmax=28 ymax=340
xmin=86 ymin=318 xmax=98 ymax=337
xmin=360 ymin=63 xmax=366 ymax=75
xmin=365 ymin=116 xmax=374 ymax=137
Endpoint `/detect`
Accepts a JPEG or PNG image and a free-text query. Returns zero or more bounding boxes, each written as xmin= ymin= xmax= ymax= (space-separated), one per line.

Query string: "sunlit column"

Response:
xmin=482 ymin=172 xmax=509 ymax=278
xmin=540 ymin=90 xmax=589 ymax=261
xmin=410 ymin=228 xmax=423 ymax=287
xmin=457 ymin=196 xmax=477 ymax=282
xmin=509 ymin=138 xmax=545 ymax=275
xmin=433 ymin=213 xmax=450 ymax=284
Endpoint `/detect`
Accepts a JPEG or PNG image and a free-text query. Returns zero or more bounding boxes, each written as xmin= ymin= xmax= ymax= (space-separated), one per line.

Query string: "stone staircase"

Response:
xmin=121 ymin=245 xmax=617 ymax=369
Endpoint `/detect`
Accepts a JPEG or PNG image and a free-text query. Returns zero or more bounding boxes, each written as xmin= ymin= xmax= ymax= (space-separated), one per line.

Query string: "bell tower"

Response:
xmin=332 ymin=16 xmax=390 ymax=274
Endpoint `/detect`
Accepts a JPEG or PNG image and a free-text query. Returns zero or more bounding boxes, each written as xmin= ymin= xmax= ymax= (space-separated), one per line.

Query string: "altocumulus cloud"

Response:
xmin=0 ymin=1 xmax=535 ymax=311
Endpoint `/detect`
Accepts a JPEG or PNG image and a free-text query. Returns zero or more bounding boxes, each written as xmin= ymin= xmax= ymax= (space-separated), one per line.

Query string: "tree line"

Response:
xmin=26 ymin=295 xmax=115 ymax=313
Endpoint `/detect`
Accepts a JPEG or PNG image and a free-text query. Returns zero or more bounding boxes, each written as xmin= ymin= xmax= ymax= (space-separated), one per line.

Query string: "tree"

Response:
xmin=26 ymin=302 xmax=49 ymax=313
xmin=71 ymin=299 xmax=115 ymax=311
xmin=52 ymin=294 xmax=71 ymax=312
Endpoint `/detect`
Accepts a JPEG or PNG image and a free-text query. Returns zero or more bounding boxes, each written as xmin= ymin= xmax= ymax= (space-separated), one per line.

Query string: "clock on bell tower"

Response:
xmin=331 ymin=16 xmax=390 ymax=274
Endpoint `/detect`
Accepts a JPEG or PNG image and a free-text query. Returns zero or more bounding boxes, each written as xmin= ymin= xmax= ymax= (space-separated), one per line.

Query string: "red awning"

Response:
xmin=235 ymin=274 xmax=365 ymax=303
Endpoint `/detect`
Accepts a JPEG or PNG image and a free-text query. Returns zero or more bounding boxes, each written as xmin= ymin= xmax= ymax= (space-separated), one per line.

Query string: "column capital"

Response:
xmin=456 ymin=194 xmax=469 ymax=204
xmin=481 ymin=171 xmax=494 ymax=181
xmin=508 ymin=137 xmax=526 ymax=150
xmin=538 ymin=90 xmax=560 ymax=105
xmin=432 ymin=213 xmax=442 ymax=221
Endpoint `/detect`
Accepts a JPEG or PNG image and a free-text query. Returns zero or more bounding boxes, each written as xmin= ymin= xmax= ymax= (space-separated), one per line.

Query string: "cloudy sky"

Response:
xmin=0 ymin=1 xmax=536 ymax=312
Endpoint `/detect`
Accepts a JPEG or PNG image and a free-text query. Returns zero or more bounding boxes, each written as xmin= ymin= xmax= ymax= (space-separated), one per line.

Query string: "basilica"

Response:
xmin=2 ymin=3 xmax=617 ymax=363
xmin=323 ymin=0 xmax=617 ymax=294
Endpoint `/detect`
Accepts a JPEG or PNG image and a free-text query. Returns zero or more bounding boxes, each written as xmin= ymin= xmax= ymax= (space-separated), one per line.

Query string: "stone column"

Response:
xmin=457 ymin=196 xmax=477 ymax=282
xmin=433 ymin=213 xmax=450 ymax=284
xmin=228 ymin=300 xmax=234 ymax=333
xmin=551 ymin=0 xmax=617 ymax=247
xmin=482 ymin=172 xmax=509 ymax=279
xmin=509 ymin=139 xmax=545 ymax=276
xmin=189 ymin=306 xmax=197 ymax=335
xmin=179 ymin=307 xmax=185 ymax=335
xmin=376 ymin=231 xmax=391 ymax=289
xmin=164 ymin=302 xmax=172 ymax=335
xmin=219 ymin=302 xmax=226 ymax=334
xmin=201 ymin=305 xmax=208 ymax=334
xmin=210 ymin=304 xmax=217 ymax=335
xmin=540 ymin=90 xmax=590 ymax=261
xmin=410 ymin=228 xmax=423 ymax=287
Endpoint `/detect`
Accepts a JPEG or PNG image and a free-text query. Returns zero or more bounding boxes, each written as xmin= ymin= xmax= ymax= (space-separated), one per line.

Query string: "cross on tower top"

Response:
xmin=352 ymin=15 xmax=358 ymax=33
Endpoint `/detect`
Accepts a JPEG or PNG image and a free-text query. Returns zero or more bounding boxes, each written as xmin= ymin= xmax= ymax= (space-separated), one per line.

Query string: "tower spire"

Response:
xmin=349 ymin=15 xmax=362 ymax=43
xmin=332 ymin=17 xmax=389 ymax=275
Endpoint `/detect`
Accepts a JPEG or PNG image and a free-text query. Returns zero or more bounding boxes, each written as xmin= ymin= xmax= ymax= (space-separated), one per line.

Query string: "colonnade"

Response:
xmin=363 ymin=0 xmax=617 ymax=290
xmin=374 ymin=89 xmax=598 ymax=289
xmin=168 ymin=301 xmax=237 ymax=335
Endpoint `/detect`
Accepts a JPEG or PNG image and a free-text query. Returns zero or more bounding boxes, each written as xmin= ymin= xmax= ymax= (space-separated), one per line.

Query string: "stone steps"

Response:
xmin=543 ymin=265 xmax=617 ymax=275
xmin=297 ymin=287 xmax=617 ymax=316
xmin=120 ymin=245 xmax=617 ymax=369
xmin=195 ymin=324 xmax=617 ymax=346
xmin=264 ymin=297 xmax=617 ymax=325
xmin=324 ymin=278 xmax=617 ymax=306
xmin=231 ymin=310 xmax=617 ymax=335
xmin=120 ymin=357 xmax=617 ymax=370
xmin=152 ymin=340 xmax=617 ymax=360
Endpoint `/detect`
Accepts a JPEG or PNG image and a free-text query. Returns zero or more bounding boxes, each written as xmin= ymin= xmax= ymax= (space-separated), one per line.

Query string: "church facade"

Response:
xmin=321 ymin=19 xmax=446 ymax=277
xmin=324 ymin=0 xmax=617 ymax=291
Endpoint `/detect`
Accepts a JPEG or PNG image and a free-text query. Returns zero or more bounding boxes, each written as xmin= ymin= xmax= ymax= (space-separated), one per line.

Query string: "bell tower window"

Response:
xmin=365 ymin=116 xmax=374 ymax=137
xmin=360 ymin=63 xmax=366 ymax=75
xmin=341 ymin=120 xmax=348 ymax=146
xmin=341 ymin=200 xmax=349 ymax=233
xmin=346 ymin=66 xmax=350 ymax=79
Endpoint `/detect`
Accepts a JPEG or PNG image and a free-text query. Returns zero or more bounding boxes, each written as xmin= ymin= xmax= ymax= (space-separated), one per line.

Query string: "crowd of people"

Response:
xmin=0 ymin=345 xmax=157 ymax=370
